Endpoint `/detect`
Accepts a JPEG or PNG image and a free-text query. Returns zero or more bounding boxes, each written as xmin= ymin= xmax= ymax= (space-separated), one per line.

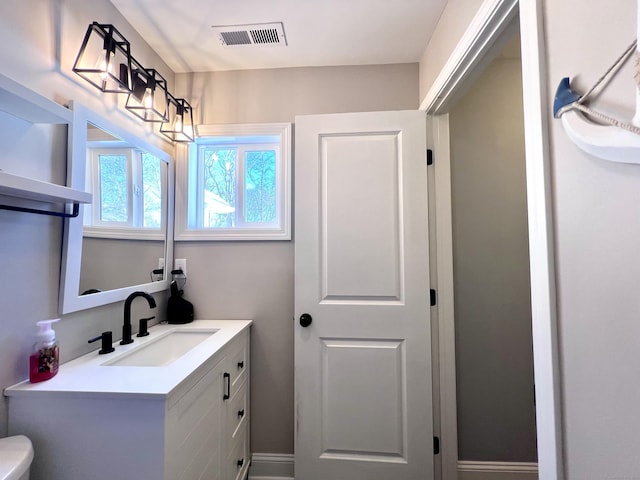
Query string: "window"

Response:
xmin=84 ymin=146 xmax=166 ymax=240
xmin=176 ymin=123 xmax=291 ymax=240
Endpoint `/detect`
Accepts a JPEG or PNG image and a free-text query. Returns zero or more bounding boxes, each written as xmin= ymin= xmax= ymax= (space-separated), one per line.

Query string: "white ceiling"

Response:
xmin=109 ymin=0 xmax=448 ymax=73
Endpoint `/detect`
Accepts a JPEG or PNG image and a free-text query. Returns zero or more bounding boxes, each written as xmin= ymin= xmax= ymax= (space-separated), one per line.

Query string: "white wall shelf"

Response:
xmin=0 ymin=170 xmax=91 ymax=218
xmin=0 ymin=72 xmax=89 ymax=218
xmin=0 ymin=170 xmax=91 ymax=204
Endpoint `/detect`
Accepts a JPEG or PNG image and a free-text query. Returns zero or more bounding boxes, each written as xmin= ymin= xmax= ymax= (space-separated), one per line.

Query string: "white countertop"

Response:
xmin=4 ymin=320 xmax=252 ymax=399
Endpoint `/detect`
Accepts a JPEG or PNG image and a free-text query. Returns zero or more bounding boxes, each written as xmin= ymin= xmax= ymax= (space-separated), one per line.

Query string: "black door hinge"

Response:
xmin=434 ymin=436 xmax=440 ymax=455
xmin=427 ymin=149 xmax=434 ymax=166
xmin=430 ymin=289 xmax=437 ymax=306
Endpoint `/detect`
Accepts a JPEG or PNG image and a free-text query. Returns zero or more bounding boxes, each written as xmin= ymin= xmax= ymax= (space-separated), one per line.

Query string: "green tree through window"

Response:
xmin=142 ymin=153 xmax=162 ymax=228
xmin=203 ymin=148 xmax=236 ymax=228
xmin=99 ymin=154 xmax=128 ymax=222
xmin=245 ymin=150 xmax=276 ymax=223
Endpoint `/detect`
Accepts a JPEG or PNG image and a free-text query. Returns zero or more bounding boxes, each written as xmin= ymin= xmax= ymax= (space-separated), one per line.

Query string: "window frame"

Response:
xmin=175 ymin=122 xmax=292 ymax=241
xmin=83 ymin=144 xmax=166 ymax=241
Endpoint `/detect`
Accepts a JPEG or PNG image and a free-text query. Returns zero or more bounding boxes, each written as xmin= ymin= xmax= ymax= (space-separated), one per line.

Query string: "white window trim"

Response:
xmin=89 ymin=148 xmax=135 ymax=228
xmin=175 ymin=122 xmax=292 ymax=241
xmin=84 ymin=146 xmax=167 ymax=241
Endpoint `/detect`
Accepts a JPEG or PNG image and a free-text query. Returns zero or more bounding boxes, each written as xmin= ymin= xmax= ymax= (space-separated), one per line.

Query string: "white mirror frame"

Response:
xmin=59 ymin=101 xmax=175 ymax=314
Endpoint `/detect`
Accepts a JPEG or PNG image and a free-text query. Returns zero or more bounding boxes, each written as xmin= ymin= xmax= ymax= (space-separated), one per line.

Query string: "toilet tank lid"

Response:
xmin=0 ymin=436 xmax=33 ymax=480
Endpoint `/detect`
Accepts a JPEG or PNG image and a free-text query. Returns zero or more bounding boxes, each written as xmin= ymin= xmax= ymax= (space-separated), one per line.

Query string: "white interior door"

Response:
xmin=294 ymin=111 xmax=433 ymax=480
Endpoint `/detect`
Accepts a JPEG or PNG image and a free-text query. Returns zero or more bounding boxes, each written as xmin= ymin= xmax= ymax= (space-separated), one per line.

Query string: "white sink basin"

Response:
xmin=103 ymin=329 xmax=218 ymax=367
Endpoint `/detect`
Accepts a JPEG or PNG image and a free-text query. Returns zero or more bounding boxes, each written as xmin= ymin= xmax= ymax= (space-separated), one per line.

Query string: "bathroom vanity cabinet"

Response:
xmin=5 ymin=320 xmax=251 ymax=480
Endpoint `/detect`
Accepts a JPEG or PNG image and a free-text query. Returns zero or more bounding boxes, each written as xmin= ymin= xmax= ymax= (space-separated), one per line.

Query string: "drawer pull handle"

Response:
xmin=223 ymin=372 xmax=231 ymax=400
xmin=237 ymin=360 xmax=244 ymax=369
xmin=238 ymin=409 xmax=245 ymax=418
xmin=237 ymin=458 xmax=244 ymax=468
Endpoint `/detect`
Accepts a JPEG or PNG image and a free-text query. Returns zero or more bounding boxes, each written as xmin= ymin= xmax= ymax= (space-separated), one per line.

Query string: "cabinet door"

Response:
xmin=167 ymin=359 xmax=225 ymax=480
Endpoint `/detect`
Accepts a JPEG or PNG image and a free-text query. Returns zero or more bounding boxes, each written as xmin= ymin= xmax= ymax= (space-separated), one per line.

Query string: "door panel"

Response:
xmin=321 ymin=338 xmax=405 ymax=459
xmin=322 ymin=133 xmax=402 ymax=301
xmin=295 ymin=111 xmax=432 ymax=480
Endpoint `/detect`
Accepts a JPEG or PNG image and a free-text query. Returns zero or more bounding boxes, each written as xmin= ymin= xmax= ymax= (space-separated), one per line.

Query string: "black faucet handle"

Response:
xmin=137 ymin=316 xmax=155 ymax=337
xmin=88 ymin=331 xmax=115 ymax=355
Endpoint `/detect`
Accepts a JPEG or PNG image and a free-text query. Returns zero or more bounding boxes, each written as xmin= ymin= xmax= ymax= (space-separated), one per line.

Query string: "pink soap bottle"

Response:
xmin=29 ymin=319 xmax=60 ymax=383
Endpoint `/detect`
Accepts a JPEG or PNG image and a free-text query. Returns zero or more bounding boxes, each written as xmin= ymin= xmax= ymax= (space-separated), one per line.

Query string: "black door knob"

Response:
xmin=299 ymin=313 xmax=312 ymax=327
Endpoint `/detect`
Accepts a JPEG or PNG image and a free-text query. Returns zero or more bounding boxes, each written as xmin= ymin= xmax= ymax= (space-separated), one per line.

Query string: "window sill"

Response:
xmin=83 ymin=226 xmax=165 ymax=241
xmin=174 ymin=227 xmax=290 ymax=242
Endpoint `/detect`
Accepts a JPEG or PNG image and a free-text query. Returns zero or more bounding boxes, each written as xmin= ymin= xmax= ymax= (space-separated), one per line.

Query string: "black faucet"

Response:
xmin=121 ymin=291 xmax=157 ymax=345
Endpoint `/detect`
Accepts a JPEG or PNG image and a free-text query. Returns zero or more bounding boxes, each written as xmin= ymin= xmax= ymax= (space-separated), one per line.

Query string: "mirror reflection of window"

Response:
xmin=97 ymin=152 xmax=129 ymax=223
xmin=85 ymin=147 xmax=164 ymax=233
xmin=142 ymin=152 xmax=162 ymax=229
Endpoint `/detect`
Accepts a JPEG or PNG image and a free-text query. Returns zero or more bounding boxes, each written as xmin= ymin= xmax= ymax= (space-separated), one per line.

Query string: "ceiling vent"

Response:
xmin=212 ymin=22 xmax=287 ymax=47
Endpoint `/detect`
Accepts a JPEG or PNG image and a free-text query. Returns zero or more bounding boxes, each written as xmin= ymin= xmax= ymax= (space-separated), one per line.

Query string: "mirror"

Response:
xmin=60 ymin=102 xmax=174 ymax=314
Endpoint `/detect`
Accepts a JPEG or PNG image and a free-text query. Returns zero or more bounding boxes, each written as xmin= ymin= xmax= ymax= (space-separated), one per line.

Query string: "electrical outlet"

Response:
xmin=174 ymin=258 xmax=187 ymax=277
xmin=153 ymin=258 xmax=166 ymax=281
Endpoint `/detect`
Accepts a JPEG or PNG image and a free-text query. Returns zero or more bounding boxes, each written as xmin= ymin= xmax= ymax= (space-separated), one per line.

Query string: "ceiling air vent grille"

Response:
xmin=220 ymin=31 xmax=252 ymax=46
xmin=250 ymin=27 xmax=280 ymax=45
xmin=213 ymin=22 xmax=287 ymax=47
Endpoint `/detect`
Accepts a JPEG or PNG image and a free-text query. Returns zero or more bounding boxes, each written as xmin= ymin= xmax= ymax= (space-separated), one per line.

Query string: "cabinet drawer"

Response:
xmin=227 ymin=333 xmax=248 ymax=389
xmin=226 ymin=424 xmax=248 ymax=480
xmin=226 ymin=379 xmax=248 ymax=442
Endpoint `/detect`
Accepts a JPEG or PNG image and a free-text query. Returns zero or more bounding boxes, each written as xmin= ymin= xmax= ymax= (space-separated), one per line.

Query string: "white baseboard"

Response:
xmin=249 ymin=453 xmax=294 ymax=480
xmin=248 ymin=455 xmax=537 ymax=480
xmin=458 ymin=461 xmax=538 ymax=480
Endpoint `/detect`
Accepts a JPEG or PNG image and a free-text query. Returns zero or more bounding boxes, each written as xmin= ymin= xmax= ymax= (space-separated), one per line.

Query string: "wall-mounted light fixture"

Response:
xmin=125 ymin=57 xmax=169 ymax=122
xmin=73 ymin=21 xmax=194 ymax=143
xmin=160 ymin=95 xmax=194 ymax=142
xmin=73 ymin=22 xmax=132 ymax=94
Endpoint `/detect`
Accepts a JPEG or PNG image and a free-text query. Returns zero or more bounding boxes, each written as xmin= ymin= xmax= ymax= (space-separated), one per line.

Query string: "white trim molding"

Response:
xmin=432 ymin=114 xmax=459 ymax=480
xmin=420 ymin=0 xmax=518 ymax=114
xmin=458 ymin=461 xmax=538 ymax=480
xmin=249 ymin=453 xmax=294 ymax=480
xmin=518 ymin=1 xmax=564 ymax=479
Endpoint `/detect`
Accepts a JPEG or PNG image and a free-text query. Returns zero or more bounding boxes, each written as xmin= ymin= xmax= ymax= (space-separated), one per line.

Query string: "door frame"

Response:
xmin=420 ymin=1 xmax=563 ymax=480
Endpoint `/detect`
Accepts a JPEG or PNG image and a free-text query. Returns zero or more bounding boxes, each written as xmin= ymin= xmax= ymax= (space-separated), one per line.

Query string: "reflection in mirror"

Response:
xmin=60 ymin=102 xmax=174 ymax=314
xmin=80 ymin=124 xmax=166 ymax=293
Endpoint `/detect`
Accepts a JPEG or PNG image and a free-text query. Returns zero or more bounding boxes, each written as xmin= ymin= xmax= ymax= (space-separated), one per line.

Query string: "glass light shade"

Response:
xmin=73 ymin=22 xmax=132 ymax=94
xmin=160 ymin=96 xmax=194 ymax=142
xmin=125 ymin=63 xmax=169 ymax=122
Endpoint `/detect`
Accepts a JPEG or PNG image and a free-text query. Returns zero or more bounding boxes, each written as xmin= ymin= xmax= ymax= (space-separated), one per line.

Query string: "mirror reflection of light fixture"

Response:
xmin=160 ymin=95 xmax=194 ymax=142
xmin=72 ymin=22 xmax=133 ymax=94
xmin=125 ymin=57 xmax=169 ymax=122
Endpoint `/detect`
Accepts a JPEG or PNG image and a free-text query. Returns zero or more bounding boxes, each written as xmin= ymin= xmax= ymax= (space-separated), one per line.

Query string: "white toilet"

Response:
xmin=0 ymin=436 xmax=33 ymax=480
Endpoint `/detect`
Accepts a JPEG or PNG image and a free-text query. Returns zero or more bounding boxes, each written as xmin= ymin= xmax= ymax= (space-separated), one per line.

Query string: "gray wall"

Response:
xmin=418 ymin=0 xmax=485 ymax=101
xmin=174 ymin=64 xmax=420 ymax=454
xmin=544 ymin=1 xmax=640 ymax=478
xmin=80 ymin=238 xmax=166 ymax=293
xmin=449 ymin=54 xmax=536 ymax=462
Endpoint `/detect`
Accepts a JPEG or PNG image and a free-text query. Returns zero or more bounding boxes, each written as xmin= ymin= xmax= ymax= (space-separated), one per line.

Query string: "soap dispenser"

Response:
xmin=29 ymin=319 xmax=60 ymax=383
